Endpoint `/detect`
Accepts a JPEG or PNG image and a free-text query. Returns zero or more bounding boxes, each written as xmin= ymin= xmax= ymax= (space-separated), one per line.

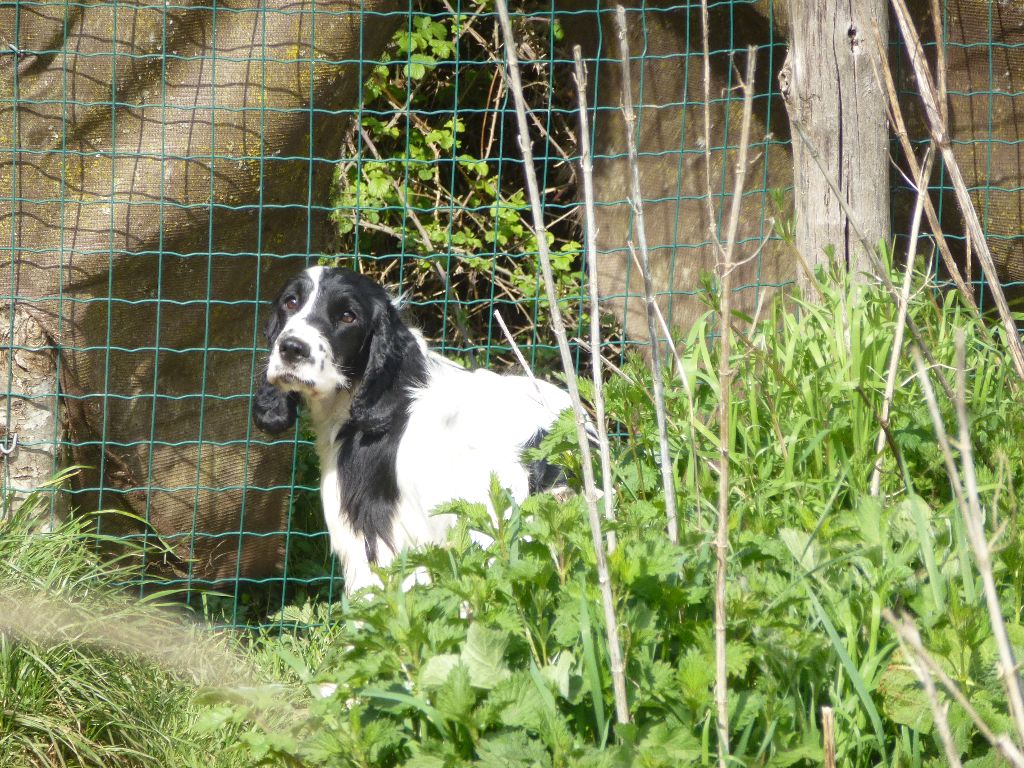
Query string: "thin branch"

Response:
xmin=910 ymin=348 xmax=968 ymax=514
xmin=573 ymin=47 xmax=618 ymax=553
xmin=699 ymin=0 xmax=723 ymax=254
xmin=868 ymin=22 xmax=983 ymax=324
xmin=712 ymin=46 xmax=756 ymax=768
xmin=912 ymin=342 xmax=1024 ymax=756
xmin=928 ymin=0 xmax=947 ymax=127
xmin=574 ymin=338 xmax=643 ymax=389
xmin=870 ymin=148 xmax=934 ymax=496
xmin=890 ymin=0 xmax=1024 ymax=383
xmin=953 ymin=331 xmax=1024 ymax=744
xmin=888 ymin=618 xmax=963 ymax=768
xmin=614 ymin=5 xmax=679 ymax=547
xmin=885 ymin=608 xmax=1024 ymax=768
xmin=492 ymin=310 xmax=540 ymax=390
xmin=495 ymin=0 xmax=630 ymax=726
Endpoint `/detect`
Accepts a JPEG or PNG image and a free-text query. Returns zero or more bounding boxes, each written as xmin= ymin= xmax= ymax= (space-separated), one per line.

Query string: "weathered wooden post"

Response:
xmin=0 ymin=307 xmax=61 ymax=522
xmin=780 ymin=0 xmax=890 ymax=295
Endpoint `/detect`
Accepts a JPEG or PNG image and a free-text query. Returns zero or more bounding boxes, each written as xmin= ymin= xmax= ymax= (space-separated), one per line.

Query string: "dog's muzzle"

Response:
xmin=268 ymin=332 xmax=348 ymax=395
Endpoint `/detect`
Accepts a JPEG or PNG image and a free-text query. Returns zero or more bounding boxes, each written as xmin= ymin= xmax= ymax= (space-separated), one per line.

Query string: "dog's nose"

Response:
xmin=279 ymin=336 xmax=311 ymax=363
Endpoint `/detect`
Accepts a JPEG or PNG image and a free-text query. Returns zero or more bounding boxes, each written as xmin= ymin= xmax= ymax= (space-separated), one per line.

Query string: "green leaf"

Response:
xmin=634 ymin=721 xmax=701 ymax=766
xmin=462 ymin=623 xmax=511 ymax=690
xmin=475 ymin=731 xmax=552 ymax=768
xmin=579 ymin=593 xmax=608 ymax=741
xmin=878 ymin=662 xmax=933 ymax=733
xmin=434 ymin=663 xmax=476 ymax=723
xmin=539 ymin=651 xmax=575 ymax=700
xmin=362 ymin=687 xmax=451 ymax=738
xmin=767 ymin=743 xmax=825 ymax=767
xmin=420 ymin=654 xmax=461 ymax=690
xmin=495 ymin=672 xmax=548 ymax=731
xmin=676 ymin=649 xmax=713 ymax=708
xmin=804 ymin=586 xmax=889 ymax=762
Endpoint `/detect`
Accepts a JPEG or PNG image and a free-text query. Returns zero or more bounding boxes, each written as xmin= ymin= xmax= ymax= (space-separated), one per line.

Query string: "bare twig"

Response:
xmin=928 ymin=0 xmax=947 ymax=127
xmin=887 ymin=617 xmax=963 ymax=767
xmin=574 ymin=338 xmax=643 ymax=389
xmin=573 ymin=47 xmax=618 ymax=553
xmin=869 ymin=22 xmax=983 ymax=323
xmin=624 ymin=245 xmax=707 ymax=521
xmin=439 ymin=0 xmax=576 ymax=176
xmin=492 ymin=310 xmax=541 ymax=389
xmin=912 ymin=341 xmax=1024 ymax=756
xmin=885 ymin=609 xmax=1024 ymax=768
xmin=495 ymin=0 xmax=630 ymax=726
xmin=614 ymin=5 xmax=679 ymax=547
xmin=870 ymin=148 xmax=934 ymax=496
xmin=822 ymin=706 xmax=837 ymax=768
xmin=699 ymin=0 xmax=722 ymax=253
xmin=890 ymin=0 xmax=1024 ymax=383
xmin=710 ymin=46 xmax=755 ymax=768
xmin=953 ymin=332 xmax=1024 ymax=744
xmin=910 ymin=348 xmax=967 ymax=512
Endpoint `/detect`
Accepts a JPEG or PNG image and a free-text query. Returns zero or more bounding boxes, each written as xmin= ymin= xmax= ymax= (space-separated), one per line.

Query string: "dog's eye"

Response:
xmin=339 ymin=311 xmax=356 ymax=324
xmin=284 ymin=296 xmax=299 ymax=311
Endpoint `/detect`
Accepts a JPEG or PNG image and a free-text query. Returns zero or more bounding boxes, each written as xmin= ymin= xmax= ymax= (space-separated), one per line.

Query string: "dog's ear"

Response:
xmin=252 ymin=296 xmax=299 ymax=434
xmin=348 ymin=298 xmax=409 ymax=434
xmin=252 ymin=379 xmax=299 ymax=434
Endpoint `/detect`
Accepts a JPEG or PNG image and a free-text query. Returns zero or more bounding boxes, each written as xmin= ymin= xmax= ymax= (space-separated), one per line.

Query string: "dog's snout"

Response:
xmin=279 ymin=336 xmax=311 ymax=363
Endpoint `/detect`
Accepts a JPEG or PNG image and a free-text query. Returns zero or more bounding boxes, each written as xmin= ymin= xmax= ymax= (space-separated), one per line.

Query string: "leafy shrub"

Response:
xmin=328 ymin=0 xmax=582 ymax=364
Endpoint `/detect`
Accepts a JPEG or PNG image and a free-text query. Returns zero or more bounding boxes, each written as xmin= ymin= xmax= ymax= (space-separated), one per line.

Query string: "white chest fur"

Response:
xmin=307 ymin=355 xmax=570 ymax=595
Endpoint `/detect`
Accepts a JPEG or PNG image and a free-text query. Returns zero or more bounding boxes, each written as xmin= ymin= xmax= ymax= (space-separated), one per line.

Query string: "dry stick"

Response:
xmin=699 ymin=0 xmax=721 ymax=251
xmin=821 ymin=706 xmax=837 ymax=768
xmin=912 ymin=347 xmax=1024 ymax=759
xmin=885 ymin=608 xmax=1024 ymax=768
xmin=573 ymin=47 xmax=618 ymax=553
xmin=492 ymin=310 xmax=542 ymax=392
xmin=928 ymin=0 xmax=948 ymax=127
xmin=788 ymin=118 xmax=958 ymax=405
xmin=890 ymin=620 xmax=963 ymax=768
xmin=869 ymin=148 xmax=934 ymax=497
xmin=890 ymin=0 xmax=1024 ymax=383
xmin=869 ymin=25 xmax=984 ymax=325
xmin=494 ymin=0 xmax=630 ymax=726
xmin=613 ymin=5 xmax=679 ymax=547
xmin=625 ymin=243 xmax=713 ymax=540
xmin=953 ymin=332 xmax=1024 ymax=744
xmin=710 ymin=48 xmax=756 ymax=768
xmin=910 ymin=348 xmax=968 ymax=513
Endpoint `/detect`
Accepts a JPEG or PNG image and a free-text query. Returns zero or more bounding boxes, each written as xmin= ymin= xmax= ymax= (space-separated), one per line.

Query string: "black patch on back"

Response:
xmin=521 ymin=429 xmax=565 ymax=494
xmin=333 ymin=276 xmax=427 ymax=564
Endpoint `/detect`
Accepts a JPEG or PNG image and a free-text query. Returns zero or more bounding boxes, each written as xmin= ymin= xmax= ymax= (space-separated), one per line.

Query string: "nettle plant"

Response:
xmin=205 ymin=266 xmax=1024 ymax=767
xmin=329 ymin=2 xmax=582 ymax=358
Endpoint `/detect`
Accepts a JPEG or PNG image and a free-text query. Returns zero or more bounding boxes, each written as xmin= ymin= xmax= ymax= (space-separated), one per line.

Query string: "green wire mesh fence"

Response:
xmin=0 ymin=0 xmax=1021 ymax=629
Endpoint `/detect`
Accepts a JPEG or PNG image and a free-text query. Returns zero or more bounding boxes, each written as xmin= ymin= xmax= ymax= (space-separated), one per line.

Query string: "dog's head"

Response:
xmin=252 ymin=266 xmax=416 ymax=434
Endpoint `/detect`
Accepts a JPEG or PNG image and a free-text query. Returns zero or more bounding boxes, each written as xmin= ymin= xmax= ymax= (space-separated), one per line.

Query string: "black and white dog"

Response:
xmin=252 ymin=266 xmax=570 ymax=594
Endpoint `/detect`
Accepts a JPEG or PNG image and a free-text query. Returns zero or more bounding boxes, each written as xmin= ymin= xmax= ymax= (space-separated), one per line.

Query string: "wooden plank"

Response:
xmin=780 ymin=0 xmax=890 ymax=294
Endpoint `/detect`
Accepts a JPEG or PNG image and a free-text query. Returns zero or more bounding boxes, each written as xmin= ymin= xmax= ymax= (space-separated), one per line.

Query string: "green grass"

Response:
xmin=5 ymin=263 xmax=1024 ymax=767
xmin=0 ymin=474 xmax=251 ymax=768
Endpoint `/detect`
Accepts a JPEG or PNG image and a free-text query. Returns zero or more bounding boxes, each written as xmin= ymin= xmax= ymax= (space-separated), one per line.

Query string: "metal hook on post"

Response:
xmin=0 ymin=432 xmax=18 ymax=457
